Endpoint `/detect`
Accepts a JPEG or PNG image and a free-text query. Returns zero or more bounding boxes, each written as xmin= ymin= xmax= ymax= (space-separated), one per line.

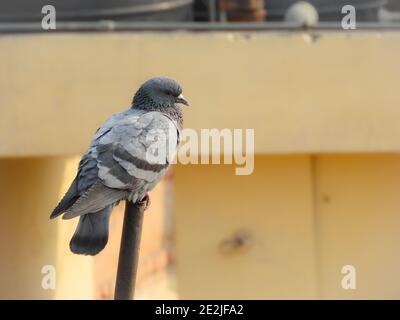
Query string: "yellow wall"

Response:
xmin=314 ymin=154 xmax=400 ymax=299
xmin=0 ymin=155 xmax=168 ymax=299
xmin=175 ymin=156 xmax=318 ymax=299
xmin=175 ymin=154 xmax=400 ymax=299
xmin=0 ymin=156 xmax=94 ymax=299
xmin=1 ymin=32 xmax=400 ymax=156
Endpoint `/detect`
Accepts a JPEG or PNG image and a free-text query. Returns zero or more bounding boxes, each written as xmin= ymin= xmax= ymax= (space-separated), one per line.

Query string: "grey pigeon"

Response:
xmin=50 ymin=76 xmax=188 ymax=255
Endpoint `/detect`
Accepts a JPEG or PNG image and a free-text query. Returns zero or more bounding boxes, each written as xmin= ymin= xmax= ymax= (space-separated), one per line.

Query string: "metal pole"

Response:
xmin=114 ymin=199 xmax=147 ymax=300
xmin=209 ymin=0 xmax=217 ymax=22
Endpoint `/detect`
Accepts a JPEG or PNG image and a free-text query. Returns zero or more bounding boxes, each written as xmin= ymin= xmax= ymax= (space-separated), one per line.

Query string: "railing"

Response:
xmin=1 ymin=21 xmax=400 ymax=33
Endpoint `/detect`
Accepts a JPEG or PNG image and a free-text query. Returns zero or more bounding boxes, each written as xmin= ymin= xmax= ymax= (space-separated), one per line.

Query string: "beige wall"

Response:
xmin=1 ymin=32 xmax=400 ymax=156
xmin=3 ymin=154 xmax=400 ymax=299
xmin=0 ymin=156 xmax=94 ymax=299
xmin=314 ymin=154 xmax=400 ymax=299
xmin=0 ymin=156 xmax=168 ymax=299
xmin=175 ymin=156 xmax=318 ymax=299
xmin=175 ymin=154 xmax=400 ymax=299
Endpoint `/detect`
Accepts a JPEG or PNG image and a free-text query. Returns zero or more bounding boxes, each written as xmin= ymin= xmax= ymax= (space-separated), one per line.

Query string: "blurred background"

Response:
xmin=1 ymin=0 xmax=400 ymax=299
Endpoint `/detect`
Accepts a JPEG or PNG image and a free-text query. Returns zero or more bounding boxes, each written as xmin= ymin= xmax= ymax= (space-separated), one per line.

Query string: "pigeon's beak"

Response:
xmin=176 ymin=94 xmax=189 ymax=106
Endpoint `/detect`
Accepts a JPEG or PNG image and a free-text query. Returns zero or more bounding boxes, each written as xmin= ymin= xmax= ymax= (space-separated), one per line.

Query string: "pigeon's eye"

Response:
xmin=165 ymin=90 xmax=173 ymax=96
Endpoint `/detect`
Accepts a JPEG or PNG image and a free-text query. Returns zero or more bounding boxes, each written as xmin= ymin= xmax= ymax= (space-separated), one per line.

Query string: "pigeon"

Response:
xmin=50 ymin=76 xmax=189 ymax=255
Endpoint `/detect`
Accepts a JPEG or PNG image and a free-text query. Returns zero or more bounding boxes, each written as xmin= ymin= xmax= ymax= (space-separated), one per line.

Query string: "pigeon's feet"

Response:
xmin=140 ymin=193 xmax=151 ymax=211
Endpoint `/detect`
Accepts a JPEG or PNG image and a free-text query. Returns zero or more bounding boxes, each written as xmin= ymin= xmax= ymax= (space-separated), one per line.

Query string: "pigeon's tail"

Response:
xmin=69 ymin=206 xmax=112 ymax=256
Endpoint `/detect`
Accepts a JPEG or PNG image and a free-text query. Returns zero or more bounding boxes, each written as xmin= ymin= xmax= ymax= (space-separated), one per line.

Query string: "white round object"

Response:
xmin=284 ymin=1 xmax=319 ymax=27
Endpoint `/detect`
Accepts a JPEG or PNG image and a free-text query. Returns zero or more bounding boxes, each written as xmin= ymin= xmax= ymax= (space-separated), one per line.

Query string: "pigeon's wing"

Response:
xmin=51 ymin=111 xmax=130 ymax=219
xmin=50 ymin=151 xmax=100 ymax=219
xmin=98 ymin=111 xmax=180 ymax=188
xmin=50 ymin=176 xmax=79 ymax=219
xmin=62 ymin=180 xmax=126 ymax=220
xmin=63 ymin=110 xmax=179 ymax=219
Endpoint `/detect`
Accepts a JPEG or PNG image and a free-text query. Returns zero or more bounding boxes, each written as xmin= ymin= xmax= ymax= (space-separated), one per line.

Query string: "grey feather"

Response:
xmin=62 ymin=180 xmax=127 ymax=220
xmin=96 ymin=110 xmax=179 ymax=185
xmin=69 ymin=206 xmax=112 ymax=255
xmin=50 ymin=176 xmax=79 ymax=219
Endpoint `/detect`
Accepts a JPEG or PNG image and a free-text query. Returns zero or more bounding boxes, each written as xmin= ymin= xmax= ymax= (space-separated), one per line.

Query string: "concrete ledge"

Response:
xmin=1 ymin=31 xmax=400 ymax=156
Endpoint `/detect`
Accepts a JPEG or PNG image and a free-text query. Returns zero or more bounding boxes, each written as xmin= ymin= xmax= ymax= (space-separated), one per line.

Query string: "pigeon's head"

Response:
xmin=132 ymin=77 xmax=189 ymax=110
